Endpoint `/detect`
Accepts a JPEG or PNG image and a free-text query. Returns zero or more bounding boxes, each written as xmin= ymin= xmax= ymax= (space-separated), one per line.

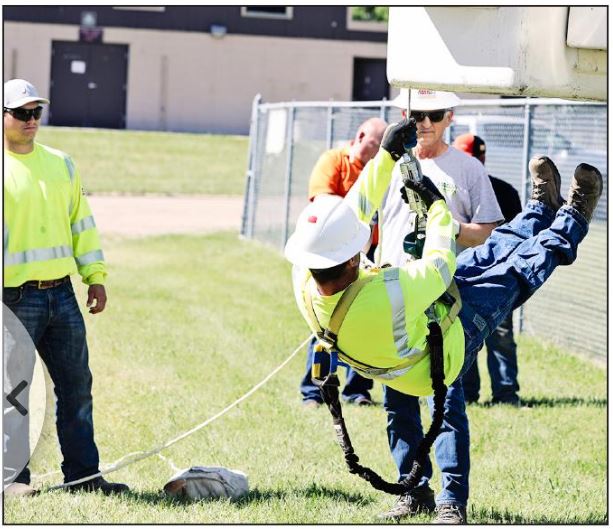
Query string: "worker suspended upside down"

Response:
xmin=284 ymin=118 xmax=602 ymax=519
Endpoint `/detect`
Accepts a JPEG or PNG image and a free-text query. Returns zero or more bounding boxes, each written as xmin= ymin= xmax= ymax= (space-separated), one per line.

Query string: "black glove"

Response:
xmin=401 ymin=174 xmax=445 ymax=209
xmin=381 ymin=118 xmax=417 ymax=161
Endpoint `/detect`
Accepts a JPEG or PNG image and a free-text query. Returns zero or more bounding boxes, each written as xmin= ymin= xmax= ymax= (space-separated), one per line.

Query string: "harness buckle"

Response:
xmin=318 ymin=330 xmax=337 ymax=350
xmin=311 ymin=343 xmax=340 ymax=388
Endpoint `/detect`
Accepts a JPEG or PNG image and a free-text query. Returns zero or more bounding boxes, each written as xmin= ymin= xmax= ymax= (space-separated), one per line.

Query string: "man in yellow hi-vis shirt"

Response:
xmin=3 ymin=79 xmax=128 ymax=496
xmin=285 ymin=118 xmax=602 ymax=523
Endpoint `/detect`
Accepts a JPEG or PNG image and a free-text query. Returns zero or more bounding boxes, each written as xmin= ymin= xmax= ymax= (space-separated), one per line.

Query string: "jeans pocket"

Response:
xmin=3 ymin=287 xmax=23 ymax=305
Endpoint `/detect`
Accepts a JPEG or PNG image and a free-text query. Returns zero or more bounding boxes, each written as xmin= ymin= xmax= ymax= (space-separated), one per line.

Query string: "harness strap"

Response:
xmin=328 ymin=274 xmax=377 ymax=336
xmin=303 ymin=270 xmax=461 ymax=380
xmin=438 ymin=280 xmax=462 ymax=334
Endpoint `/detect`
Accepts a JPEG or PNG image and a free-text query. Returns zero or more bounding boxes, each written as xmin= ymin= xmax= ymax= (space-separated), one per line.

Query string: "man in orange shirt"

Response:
xmin=301 ymin=117 xmax=387 ymax=409
xmin=308 ymin=117 xmax=388 ymax=199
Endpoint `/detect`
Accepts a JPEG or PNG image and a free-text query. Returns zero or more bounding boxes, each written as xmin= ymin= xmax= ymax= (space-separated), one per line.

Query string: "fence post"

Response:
xmin=518 ymin=101 xmax=533 ymax=333
xmin=326 ymin=104 xmax=335 ymax=149
xmin=281 ymin=105 xmax=296 ymax=248
xmin=380 ymin=98 xmax=388 ymax=122
xmin=241 ymin=93 xmax=262 ymax=239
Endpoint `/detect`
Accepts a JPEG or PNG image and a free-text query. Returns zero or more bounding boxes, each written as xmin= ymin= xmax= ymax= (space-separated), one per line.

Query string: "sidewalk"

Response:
xmin=89 ymin=195 xmax=243 ymax=237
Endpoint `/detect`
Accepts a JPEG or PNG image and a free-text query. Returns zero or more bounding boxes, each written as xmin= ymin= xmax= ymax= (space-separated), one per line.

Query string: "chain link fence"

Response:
xmin=241 ymin=96 xmax=607 ymax=361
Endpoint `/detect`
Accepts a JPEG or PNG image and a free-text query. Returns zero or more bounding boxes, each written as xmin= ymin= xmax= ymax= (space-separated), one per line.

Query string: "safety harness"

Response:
xmin=302 ymin=271 xmax=461 ymax=495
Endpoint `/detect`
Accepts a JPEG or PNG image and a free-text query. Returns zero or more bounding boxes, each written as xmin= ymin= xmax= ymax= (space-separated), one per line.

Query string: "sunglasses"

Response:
xmin=410 ymin=109 xmax=449 ymax=123
xmin=4 ymin=106 xmax=43 ymax=122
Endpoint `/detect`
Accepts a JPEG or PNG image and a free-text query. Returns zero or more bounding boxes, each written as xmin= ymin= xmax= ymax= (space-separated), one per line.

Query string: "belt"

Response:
xmin=21 ymin=276 xmax=70 ymax=290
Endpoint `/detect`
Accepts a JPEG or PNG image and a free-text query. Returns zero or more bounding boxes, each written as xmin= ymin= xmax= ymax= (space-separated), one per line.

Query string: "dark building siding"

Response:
xmin=3 ymin=6 xmax=387 ymax=42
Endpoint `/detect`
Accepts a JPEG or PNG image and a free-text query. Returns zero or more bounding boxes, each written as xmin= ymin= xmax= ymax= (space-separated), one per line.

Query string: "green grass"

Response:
xmin=35 ymin=127 xmax=249 ymax=195
xmin=5 ymin=233 xmax=606 ymax=523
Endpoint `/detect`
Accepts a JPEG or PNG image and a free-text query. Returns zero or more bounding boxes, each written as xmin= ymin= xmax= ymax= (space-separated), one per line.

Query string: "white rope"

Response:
xmin=157 ymin=453 xmax=181 ymax=474
xmin=38 ymin=335 xmax=313 ymax=491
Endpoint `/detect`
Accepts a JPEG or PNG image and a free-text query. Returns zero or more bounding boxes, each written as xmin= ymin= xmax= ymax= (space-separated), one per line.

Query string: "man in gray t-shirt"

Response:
xmin=377 ymin=88 xmax=503 ymax=525
xmin=378 ymin=115 xmax=502 ymax=263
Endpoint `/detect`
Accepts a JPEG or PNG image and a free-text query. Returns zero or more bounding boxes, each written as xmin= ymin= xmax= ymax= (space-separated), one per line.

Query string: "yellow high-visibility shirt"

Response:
xmin=292 ymin=149 xmax=465 ymax=396
xmin=4 ymin=142 xmax=106 ymax=287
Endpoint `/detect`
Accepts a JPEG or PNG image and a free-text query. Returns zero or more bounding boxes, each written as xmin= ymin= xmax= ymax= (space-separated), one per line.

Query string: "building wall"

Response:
xmin=4 ymin=21 xmax=387 ymax=134
xmin=3 ymin=6 xmax=387 ymax=43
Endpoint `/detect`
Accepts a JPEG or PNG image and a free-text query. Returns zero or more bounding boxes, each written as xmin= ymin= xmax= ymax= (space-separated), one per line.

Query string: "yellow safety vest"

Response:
xmin=291 ymin=149 xmax=465 ymax=396
xmin=4 ymin=142 xmax=106 ymax=287
xmin=299 ymin=265 xmax=465 ymax=396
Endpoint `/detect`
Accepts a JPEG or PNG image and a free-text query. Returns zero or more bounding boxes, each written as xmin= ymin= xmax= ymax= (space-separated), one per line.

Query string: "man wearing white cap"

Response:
xmin=3 ymin=79 xmax=129 ymax=495
xmin=372 ymin=89 xmax=503 ymax=523
xmin=285 ymin=117 xmax=602 ymax=523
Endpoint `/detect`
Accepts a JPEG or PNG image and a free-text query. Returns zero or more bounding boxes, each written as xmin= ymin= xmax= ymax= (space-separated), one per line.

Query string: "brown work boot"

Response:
xmin=566 ymin=163 xmax=603 ymax=223
xmin=433 ymin=503 xmax=467 ymax=524
xmin=378 ymin=485 xmax=436 ymax=520
xmin=529 ymin=156 xmax=564 ymax=210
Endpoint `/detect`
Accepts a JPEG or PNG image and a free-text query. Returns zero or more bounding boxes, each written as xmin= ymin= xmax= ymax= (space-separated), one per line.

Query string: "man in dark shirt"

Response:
xmin=453 ymin=134 xmax=523 ymax=405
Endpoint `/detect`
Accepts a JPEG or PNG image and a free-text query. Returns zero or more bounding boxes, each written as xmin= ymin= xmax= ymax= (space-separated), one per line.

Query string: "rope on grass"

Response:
xmin=34 ymin=335 xmax=314 ymax=491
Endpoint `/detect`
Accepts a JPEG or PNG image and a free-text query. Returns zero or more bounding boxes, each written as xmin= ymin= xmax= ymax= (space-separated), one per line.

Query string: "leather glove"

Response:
xmin=380 ymin=118 xmax=417 ymax=161
xmin=401 ymin=174 xmax=445 ymax=209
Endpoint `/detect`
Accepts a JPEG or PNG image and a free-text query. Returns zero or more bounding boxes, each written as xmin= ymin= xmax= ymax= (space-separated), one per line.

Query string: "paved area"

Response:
xmin=88 ymin=195 xmax=244 ymax=237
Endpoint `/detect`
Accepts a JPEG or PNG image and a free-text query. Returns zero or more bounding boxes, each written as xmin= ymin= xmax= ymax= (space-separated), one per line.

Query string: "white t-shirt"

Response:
xmin=377 ymin=146 xmax=504 ymax=266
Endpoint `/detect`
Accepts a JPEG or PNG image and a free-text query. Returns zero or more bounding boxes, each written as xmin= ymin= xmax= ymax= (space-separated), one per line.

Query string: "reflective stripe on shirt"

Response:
xmin=75 ymin=249 xmax=104 ymax=267
xmin=424 ymin=233 xmax=455 ymax=254
xmin=5 ymin=245 xmax=73 ymax=266
xmin=358 ymin=192 xmax=373 ymax=219
xmin=383 ymin=267 xmax=425 ymax=363
xmin=432 ymin=256 xmax=452 ymax=287
xmin=71 ymin=216 xmax=96 ymax=235
xmin=64 ymin=156 xmax=75 ymax=182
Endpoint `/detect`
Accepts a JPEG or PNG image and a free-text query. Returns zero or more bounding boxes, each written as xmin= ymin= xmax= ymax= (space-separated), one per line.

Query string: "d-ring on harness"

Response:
xmin=302 ymin=272 xmax=461 ymax=495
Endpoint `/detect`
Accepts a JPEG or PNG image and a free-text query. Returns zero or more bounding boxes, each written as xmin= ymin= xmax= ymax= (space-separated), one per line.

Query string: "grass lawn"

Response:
xmin=4 ymin=233 xmax=606 ymax=524
xmin=35 ymin=127 xmax=249 ymax=195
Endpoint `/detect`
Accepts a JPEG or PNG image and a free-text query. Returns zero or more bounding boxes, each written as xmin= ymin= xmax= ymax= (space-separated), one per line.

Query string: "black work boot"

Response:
xmin=566 ymin=163 xmax=603 ymax=223
xmin=378 ymin=484 xmax=436 ymax=520
xmin=66 ymin=477 xmax=130 ymax=495
xmin=529 ymin=156 xmax=564 ymax=210
xmin=433 ymin=503 xmax=467 ymax=524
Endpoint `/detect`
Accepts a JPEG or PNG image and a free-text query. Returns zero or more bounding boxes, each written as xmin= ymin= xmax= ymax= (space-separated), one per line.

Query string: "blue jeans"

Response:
xmin=384 ymin=378 xmax=470 ymax=506
xmin=300 ymin=337 xmax=373 ymax=403
xmin=456 ymin=201 xmax=588 ymax=378
xmin=462 ymin=312 xmax=519 ymax=403
xmin=384 ymin=201 xmax=588 ymax=507
xmin=3 ymin=280 xmax=100 ymax=484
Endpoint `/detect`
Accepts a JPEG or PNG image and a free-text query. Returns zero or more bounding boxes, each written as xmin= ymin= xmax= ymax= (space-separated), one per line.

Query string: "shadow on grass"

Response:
xmin=470 ymin=505 xmax=607 ymax=524
xmin=468 ymin=396 xmax=607 ymax=408
xmin=235 ymin=483 xmax=374 ymax=506
xmin=119 ymin=483 xmax=373 ymax=508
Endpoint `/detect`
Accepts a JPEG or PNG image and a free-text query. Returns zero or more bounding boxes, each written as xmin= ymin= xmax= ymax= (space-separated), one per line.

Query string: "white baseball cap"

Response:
xmin=392 ymin=88 xmax=460 ymax=111
xmin=284 ymin=195 xmax=370 ymax=269
xmin=4 ymin=79 xmax=50 ymax=109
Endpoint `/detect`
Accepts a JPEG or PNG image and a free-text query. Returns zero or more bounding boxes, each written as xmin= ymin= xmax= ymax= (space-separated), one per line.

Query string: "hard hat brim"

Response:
xmin=284 ymin=222 xmax=370 ymax=269
xmin=391 ymin=89 xmax=460 ymax=111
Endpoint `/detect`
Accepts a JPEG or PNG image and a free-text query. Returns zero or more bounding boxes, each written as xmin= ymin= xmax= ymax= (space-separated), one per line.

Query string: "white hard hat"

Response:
xmin=4 ymin=79 xmax=49 ymax=109
xmin=392 ymin=88 xmax=460 ymax=111
xmin=284 ymin=194 xmax=370 ymax=269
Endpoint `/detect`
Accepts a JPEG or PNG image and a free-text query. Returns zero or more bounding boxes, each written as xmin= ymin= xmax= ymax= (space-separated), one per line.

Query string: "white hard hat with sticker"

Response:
xmin=392 ymin=88 xmax=461 ymax=111
xmin=284 ymin=194 xmax=370 ymax=269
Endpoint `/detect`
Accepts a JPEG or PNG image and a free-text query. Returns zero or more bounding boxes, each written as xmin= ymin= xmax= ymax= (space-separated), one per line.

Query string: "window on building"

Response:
xmin=112 ymin=7 xmax=166 ymax=12
xmin=346 ymin=6 xmax=388 ymax=32
xmin=240 ymin=6 xmax=293 ymax=19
